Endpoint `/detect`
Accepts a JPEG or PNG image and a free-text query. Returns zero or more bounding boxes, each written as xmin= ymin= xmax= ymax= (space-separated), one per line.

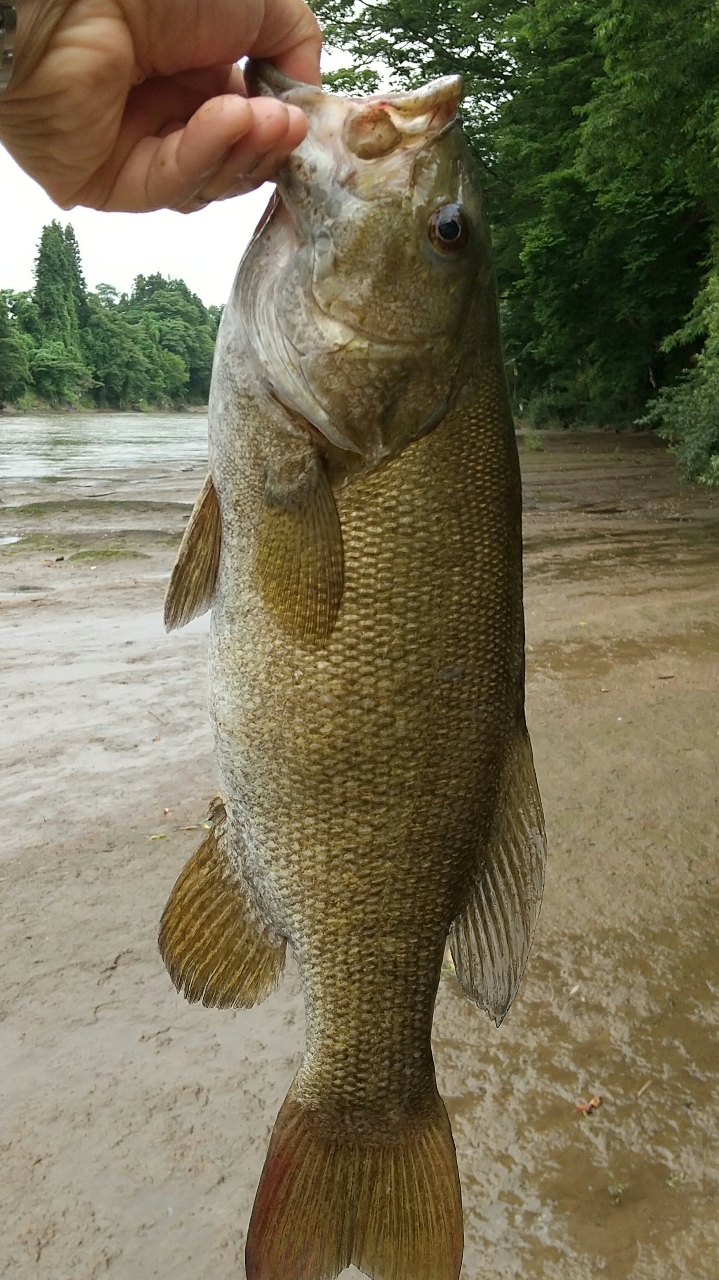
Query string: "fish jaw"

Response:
xmin=237 ymin=67 xmax=496 ymax=467
xmin=249 ymin=62 xmax=463 ymax=193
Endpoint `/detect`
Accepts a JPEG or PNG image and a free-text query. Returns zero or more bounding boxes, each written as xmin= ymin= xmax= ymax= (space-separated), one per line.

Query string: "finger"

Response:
xmin=178 ymin=144 xmax=290 ymax=211
xmin=181 ymin=103 xmax=307 ymax=206
xmin=271 ymin=34 xmax=323 ymax=88
xmin=88 ymin=91 xmax=252 ymax=211
xmin=250 ymin=0 xmax=323 ymax=87
xmin=175 ymin=97 xmax=307 ymax=201
xmin=99 ymin=94 xmax=305 ymax=212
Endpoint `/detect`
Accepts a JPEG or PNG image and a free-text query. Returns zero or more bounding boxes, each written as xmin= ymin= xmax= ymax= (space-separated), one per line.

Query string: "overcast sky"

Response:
xmin=0 ymin=145 xmax=275 ymax=308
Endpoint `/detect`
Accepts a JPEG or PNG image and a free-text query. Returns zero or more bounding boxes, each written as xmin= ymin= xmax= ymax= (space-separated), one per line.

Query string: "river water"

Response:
xmin=0 ymin=412 xmax=208 ymax=481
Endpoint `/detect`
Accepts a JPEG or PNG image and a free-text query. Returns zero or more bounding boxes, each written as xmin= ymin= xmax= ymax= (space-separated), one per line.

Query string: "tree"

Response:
xmin=30 ymin=341 xmax=93 ymax=404
xmin=492 ymin=0 xmax=710 ymax=423
xmin=34 ymin=221 xmax=85 ymax=353
xmin=81 ymin=292 xmax=155 ymax=407
xmin=121 ymin=275 xmax=219 ymax=403
xmin=3 ymin=226 xmax=223 ymax=409
xmin=63 ymin=224 xmax=91 ymax=329
xmin=31 ymin=220 xmax=92 ymax=403
xmin=576 ymin=0 xmax=719 ymax=472
xmin=579 ymin=0 xmax=719 ymax=217
xmin=0 ymin=294 xmax=32 ymax=405
xmin=641 ymin=273 xmax=719 ymax=483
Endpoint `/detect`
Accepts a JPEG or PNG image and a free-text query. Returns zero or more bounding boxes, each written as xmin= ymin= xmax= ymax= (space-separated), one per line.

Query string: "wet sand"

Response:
xmin=1 ymin=430 xmax=718 ymax=1279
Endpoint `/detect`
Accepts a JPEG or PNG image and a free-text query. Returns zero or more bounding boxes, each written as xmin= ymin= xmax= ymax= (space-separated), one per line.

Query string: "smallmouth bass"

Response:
xmin=159 ymin=63 xmax=545 ymax=1280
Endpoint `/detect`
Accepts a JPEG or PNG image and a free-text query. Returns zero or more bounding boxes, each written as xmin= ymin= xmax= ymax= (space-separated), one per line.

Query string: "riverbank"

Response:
xmin=1 ymin=431 xmax=718 ymax=1280
xmin=1 ymin=404 xmax=209 ymax=415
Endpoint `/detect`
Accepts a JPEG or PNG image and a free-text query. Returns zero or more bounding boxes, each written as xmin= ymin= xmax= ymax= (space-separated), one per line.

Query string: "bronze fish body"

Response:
xmin=160 ymin=64 xmax=546 ymax=1280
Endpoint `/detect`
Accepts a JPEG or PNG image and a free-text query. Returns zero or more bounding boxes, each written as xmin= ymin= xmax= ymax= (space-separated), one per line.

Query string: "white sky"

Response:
xmin=0 ymin=146 xmax=274 ymax=307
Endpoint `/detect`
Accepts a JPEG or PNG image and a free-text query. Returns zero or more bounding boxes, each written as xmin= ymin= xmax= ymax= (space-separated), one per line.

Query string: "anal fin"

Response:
xmin=164 ymin=473 xmax=221 ymax=632
xmin=255 ymin=449 xmax=344 ymax=646
xmin=159 ymin=797 xmax=286 ymax=1008
xmin=450 ymin=719 xmax=546 ymax=1027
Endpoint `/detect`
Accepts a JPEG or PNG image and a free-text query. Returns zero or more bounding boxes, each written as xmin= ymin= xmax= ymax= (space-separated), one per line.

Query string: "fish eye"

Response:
xmin=428 ymin=204 xmax=468 ymax=254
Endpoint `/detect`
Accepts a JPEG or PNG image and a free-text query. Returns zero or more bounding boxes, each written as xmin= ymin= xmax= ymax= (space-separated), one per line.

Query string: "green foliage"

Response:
xmin=579 ymin=0 xmax=719 ymax=213
xmin=63 ymin=224 xmax=91 ymax=329
xmin=576 ymin=0 xmax=719 ymax=472
xmin=33 ymin=221 xmax=86 ymax=357
xmin=0 ymin=295 xmax=32 ymax=403
xmin=121 ymin=275 xmax=217 ymax=403
xmin=0 ymin=224 xmax=221 ymax=409
xmin=30 ymin=340 xmax=93 ymax=405
xmin=322 ymin=66 xmax=380 ymax=95
xmin=81 ymin=293 xmax=156 ymax=407
xmin=30 ymin=221 xmax=94 ymax=404
xmin=641 ymin=270 xmax=719 ymax=483
xmin=493 ymin=0 xmax=709 ymax=424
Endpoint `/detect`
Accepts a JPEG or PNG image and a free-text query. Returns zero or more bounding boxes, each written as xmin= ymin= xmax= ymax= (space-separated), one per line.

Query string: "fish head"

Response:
xmin=238 ymin=64 xmax=499 ymax=464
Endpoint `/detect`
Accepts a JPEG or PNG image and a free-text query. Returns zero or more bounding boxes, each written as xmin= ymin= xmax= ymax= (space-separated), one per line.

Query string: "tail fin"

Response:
xmin=245 ymin=1085 xmax=463 ymax=1280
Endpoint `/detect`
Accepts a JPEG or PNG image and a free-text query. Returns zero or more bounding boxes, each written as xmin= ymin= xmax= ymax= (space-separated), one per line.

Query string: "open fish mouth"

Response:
xmin=248 ymin=62 xmax=464 ymax=158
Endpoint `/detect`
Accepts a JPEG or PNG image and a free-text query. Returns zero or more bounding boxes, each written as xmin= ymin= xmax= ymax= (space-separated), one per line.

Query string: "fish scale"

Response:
xmin=159 ymin=63 xmax=545 ymax=1280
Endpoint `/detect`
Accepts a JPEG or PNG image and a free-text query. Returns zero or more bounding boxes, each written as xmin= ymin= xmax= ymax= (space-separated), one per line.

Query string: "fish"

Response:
xmin=158 ymin=62 xmax=546 ymax=1280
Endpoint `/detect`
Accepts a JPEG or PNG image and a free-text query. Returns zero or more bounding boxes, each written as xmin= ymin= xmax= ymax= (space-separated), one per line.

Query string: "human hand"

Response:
xmin=0 ymin=0 xmax=321 ymax=212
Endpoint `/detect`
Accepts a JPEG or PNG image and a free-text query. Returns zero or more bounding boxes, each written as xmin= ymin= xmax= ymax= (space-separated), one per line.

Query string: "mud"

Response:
xmin=1 ymin=428 xmax=718 ymax=1279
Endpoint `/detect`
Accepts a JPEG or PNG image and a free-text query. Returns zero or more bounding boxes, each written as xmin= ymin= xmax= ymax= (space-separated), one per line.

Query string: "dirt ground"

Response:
xmin=1 ymin=429 xmax=718 ymax=1279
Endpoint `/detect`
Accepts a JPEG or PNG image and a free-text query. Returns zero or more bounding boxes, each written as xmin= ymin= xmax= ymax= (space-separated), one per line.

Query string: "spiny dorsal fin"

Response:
xmin=246 ymin=1085 xmax=462 ymax=1280
xmin=164 ymin=474 xmax=221 ymax=633
xmin=450 ymin=720 xmax=546 ymax=1027
xmin=255 ymin=450 xmax=344 ymax=646
xmin=158 ymin=797 xmax=286 ymax=1008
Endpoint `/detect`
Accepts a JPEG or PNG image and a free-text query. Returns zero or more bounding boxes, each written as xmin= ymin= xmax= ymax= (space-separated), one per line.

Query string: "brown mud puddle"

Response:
xmin=436 ymin=903 xmax=719 ymax=1279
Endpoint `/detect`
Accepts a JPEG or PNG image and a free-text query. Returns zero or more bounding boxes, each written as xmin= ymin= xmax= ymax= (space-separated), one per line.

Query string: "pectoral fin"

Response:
xmin=255 ymin=450 xmax=344 ymax=646
xmin=449 ymin=721 xmax=546 ymax=1027
xmin=159 ymin=797 xmax=286 ymax=1008
xmin=164 ymin=474 xmax=221 ymax=632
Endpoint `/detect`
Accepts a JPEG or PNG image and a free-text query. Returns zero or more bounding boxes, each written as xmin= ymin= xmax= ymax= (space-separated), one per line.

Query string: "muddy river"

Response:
xmin=0 ymin=421 xmax=717 ymax=1279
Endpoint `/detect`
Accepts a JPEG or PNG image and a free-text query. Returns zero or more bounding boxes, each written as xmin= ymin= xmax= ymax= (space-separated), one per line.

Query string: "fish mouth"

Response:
xmin=247 ymin=62 xmax=464 ymax=149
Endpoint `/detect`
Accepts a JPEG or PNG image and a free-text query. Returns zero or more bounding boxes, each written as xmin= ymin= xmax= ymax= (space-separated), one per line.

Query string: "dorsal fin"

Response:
xmin=449 ymin=720 xmax=546 ymax=1027
xmin=255 ymin=449 xmax=344 ymax=646
xmin=164 ymin=474 xmax=221 ymax=632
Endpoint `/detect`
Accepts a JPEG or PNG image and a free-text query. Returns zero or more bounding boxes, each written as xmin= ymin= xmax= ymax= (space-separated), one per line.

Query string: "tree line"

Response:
xmin=316 ymin=0 xmax=719 ymax=483
xmin=0 ymin=221 xmax=221 ymax=410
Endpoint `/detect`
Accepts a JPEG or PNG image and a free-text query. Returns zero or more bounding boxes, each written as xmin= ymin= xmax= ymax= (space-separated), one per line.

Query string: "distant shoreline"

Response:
xmin=0 ymin=405 xmax=209 ymax=416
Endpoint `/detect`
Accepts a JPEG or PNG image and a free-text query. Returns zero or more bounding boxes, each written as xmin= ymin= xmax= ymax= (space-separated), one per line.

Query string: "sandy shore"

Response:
xmin=1 ymin=431 xmax=718 ymax=1280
